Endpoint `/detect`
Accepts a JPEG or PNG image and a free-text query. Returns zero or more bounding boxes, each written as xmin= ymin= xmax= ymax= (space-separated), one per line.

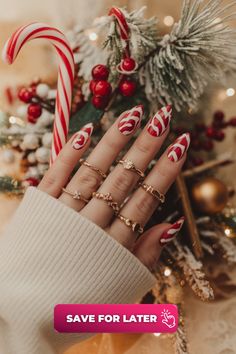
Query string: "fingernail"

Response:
xmin=167 ymin=133 xmax=190 ymax=162
xmin=159 ymin=217 xmax=185 ymax=246
xmin=118 ymin=105 xmax=144 ymax=135
xmin=147 ymin=105 xmax=172 ymax=137
xmin=72 ymin=123 xmax=93 ymax=150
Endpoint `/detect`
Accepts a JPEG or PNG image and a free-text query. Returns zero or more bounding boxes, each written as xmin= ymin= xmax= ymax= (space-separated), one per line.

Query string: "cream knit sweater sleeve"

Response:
xmin=0 ymin=187 xmax=156 ymax=354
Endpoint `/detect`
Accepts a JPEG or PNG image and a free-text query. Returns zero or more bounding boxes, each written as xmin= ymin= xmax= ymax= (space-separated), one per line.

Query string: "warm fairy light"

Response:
xmin=164 ymin=267 xmax=172 ymax=277
xmin=226 ymin=88 xmax=235 ymax=97
xmin=224 ymin=228 xmax=231 ymax=237
xmin=88 ymin=32 xmax=98 ymax=41
xmin=154 ymin=333 xmax=161 ymax=337
xmin=163 ymin=16 xmax=174 ymax=27
xmin=9 ymin=116 xmax=25 ymax=126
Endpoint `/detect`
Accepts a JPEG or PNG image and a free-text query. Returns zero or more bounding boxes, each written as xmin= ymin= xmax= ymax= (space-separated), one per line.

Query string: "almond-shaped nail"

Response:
xmin=147 ymin=105 xmax=172 ymax=137
xmin=167 ymin=133 xmax=190 ymax=162
xmin=118 ymin=105 xmax=144 ymax=136
xmin=72 ymin=123 xmax=93 ymax=150
xmin=159 ymin=217 xmax=185 ymax=246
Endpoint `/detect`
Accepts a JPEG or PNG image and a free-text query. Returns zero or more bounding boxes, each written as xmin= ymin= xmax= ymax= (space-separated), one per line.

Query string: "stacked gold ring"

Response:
xmin=116 ymin=214 xmax=144 ymax=235
xmin=139 ymin=182 xmax=165 ymax=204
xmin=117 ymin=158 xmax=145 ymax=179
xmin=92 ymin=192 xmax=120 ymax=214
xmin=80 ymin=158 xmax=107 ymax=179
xmin=62 ymin=188 xmax=90 ymax=204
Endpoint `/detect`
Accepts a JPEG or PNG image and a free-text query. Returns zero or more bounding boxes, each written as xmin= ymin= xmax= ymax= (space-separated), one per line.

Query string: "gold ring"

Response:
xmin=92 ymin=192 xmax=120 ymax=214
xmin=117 ymin=158 xmax=145 ymax=179
xmin=79 ymin=158 xmax=107 ymax=179
xmin=116 ymin=214 xmax=144 ymax=235
xmin=62 ymin=188 xmax=90 ymax=203
xmin=139 ymin=182 xmax=165 ymax=203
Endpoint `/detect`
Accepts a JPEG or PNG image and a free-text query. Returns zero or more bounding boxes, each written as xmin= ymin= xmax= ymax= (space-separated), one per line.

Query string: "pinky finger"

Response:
xmin=38 ymin=123 xmax=93 ymax=197
xmin=133 ymin=217 xmax=184 ymax=271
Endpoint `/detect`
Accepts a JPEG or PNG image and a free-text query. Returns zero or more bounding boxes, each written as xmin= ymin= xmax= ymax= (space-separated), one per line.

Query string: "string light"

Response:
xmin=9 ymin=116 xmax=25 ymax=126
xmin=163 ymin=16 xmax=174 ymax=27
xmin=88 ymin=32 xmax=98 ymax=41
xmin=153 ymin=333 xmax=161 ymax=337
xmin=224 ymin=228 xmax=231 ymax=237
xmin=226 ymin=88 xmax=235 ymax=97
xmin=164 ymin=267 xmax=172 ymax=277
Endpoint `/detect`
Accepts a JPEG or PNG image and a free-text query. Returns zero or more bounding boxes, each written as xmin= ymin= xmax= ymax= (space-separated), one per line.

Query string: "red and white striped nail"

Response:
xmin=147 ymin=105 xmax=172 ymax=137
xmin=159 ymin=217 xmax=185 ymax=246
xmin=72 ymin=123 xmax=93 ymax=150
xmin=118 ymin=105 xmax=144 ymax=135
xmin=167 ymin=133 xmax=190 ymax=162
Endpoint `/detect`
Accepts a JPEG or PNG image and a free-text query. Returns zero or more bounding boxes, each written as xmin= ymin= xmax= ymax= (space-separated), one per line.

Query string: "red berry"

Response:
xmin=120 ymin=57 xmax=136 ymax=71
xmin=92 ymin=64 xmax=109 ymax=80
xmin=119 ymin=79 xmax=136 ymax=97
xmin=214 ymin=130 xmax=225 ymax=141
xmin=27 ymin=103 xmax=42 ymax=119
xmin=23 ymin=177 xmax=39 ymax=187
xmin=202 ymin=140 xmax=214 ymax=151
xmin=92 ymin=95 xmax=108 ymax=110
xmin=18 ymin=88 xmax=34 ymax=103
xmin=229 ymin=117 xmax=236 ymax=126
xmin=93 ymin=80 xmax=112 ymax=96
xmin=214 ymin=110 xmax=224 ymax=122
xmin=28 ymin=115 xmax=37 ymax=124
xmin=206 ymin=126 xmax=217 ymax=139
xmin=89 ymin=80 xmax=97 ymax=94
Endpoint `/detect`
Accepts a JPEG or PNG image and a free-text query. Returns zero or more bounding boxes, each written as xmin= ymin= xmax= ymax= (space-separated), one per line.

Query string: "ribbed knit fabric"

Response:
xmin=0 ymin=187 xmax=156 ymax=354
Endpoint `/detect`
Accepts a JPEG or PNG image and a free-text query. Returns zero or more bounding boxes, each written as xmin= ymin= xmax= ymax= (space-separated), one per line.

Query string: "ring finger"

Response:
xmin=109 ymin=132 xmax=190 ymax=247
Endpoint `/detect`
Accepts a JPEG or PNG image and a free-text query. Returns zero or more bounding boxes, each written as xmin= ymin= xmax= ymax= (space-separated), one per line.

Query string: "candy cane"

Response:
xmin=2 ymin=23 xmax=75 ymax=164
xmin=109 ymin=7 xmax=130 ymax=57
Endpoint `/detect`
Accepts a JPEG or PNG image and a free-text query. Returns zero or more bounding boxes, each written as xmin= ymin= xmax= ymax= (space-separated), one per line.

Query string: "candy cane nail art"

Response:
xmin=72 ymin=123 xmax=93 ymax=150
xmin=167 ymin=133 xmax=191 ymax=162
xmin=160 ymin=217 xmax=185 ymax=246
xmin=118 ymin=105 xmax=144 ymax=135
xmin=147 ymin=105 xmax=172 ymax=137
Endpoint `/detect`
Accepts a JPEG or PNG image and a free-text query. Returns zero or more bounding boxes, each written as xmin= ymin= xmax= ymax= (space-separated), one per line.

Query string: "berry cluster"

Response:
xmin=18 ymin=81 xmax=53 ymax=124
xmin=90 ymin=64 xmax=112 ymax=110
xmin=117 ymin=57 xmax=137 ymax=97
xmin=174 ymin=110 xmax=236 ymax=166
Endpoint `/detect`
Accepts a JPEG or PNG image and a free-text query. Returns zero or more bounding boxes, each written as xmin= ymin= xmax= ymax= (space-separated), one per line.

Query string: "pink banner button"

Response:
xmin=54 ymin=304 xmax=178 ymax=333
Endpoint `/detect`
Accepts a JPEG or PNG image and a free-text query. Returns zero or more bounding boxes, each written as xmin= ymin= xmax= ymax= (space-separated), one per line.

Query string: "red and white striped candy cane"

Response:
xmin=109 ymin=7 xmax=130 ymax=57
xmin=2 ymin=23 xmax=75 ymax=165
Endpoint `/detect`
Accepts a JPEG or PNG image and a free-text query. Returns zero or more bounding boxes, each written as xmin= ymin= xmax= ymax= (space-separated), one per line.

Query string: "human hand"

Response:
xmin=38 ymin=105 xmax=189 ymax=271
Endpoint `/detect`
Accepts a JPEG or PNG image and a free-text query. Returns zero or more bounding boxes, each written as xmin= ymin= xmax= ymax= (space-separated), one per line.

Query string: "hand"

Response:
xmin=162 ymin=311 xmax=176 ymax=328
xmin=38 ymin=105 xmax=189 ymax=271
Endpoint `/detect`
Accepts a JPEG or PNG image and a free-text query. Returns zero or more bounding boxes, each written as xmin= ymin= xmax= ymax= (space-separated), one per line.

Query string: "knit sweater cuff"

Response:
xmin=0 ymin=187 xmax=156 ymax=354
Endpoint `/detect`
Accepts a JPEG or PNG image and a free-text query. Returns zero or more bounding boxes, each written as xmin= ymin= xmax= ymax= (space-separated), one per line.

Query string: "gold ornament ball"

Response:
xmin=191 ymin=177 xmax=228 ymax=214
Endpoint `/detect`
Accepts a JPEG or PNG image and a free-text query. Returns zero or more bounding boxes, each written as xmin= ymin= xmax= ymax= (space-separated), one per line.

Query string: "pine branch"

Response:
xmin=166 ymin=240 xmax=214 ymax=301
xmin=0 ymin=176 xmax=23 ymax=195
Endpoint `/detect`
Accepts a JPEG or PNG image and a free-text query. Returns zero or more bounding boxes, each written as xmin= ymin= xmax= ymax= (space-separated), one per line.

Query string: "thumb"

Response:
xmin=133 ymin=217 xmax=184 ymax=270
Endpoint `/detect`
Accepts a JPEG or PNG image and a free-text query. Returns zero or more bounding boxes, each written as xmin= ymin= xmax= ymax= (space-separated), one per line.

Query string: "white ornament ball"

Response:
xmin=27 ymin=152 xmax=37 ymax=164
xmin=42 ymin=132 xmax=53 ymax=148
xmin=38 ymin=163 xmax=49 ymax=175
xmin=23 ymin=134 xmax=39 ymax=150
xmin=37 ymin=110 xmax=53 ymax=127
xmin=35 ymin=147 xmax=50 ymax=163
xmin=25 ymin=166 xmax=40 ymax=178
xmin=2 ymin=149 xmax=15 ymax=164
xmin=17 ymin=105 xmax=28 ymax=118
xmin=36 ymin=83 xmax=49 ymax=98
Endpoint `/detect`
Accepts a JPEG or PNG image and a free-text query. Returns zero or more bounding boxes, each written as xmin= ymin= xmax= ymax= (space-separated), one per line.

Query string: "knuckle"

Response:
xmin=135 ymin=140 xmax=151 ymax=155
xmin=77 ymin=169 xmax=101 ymax=191
xmin=38 ymin=170 xmax=56 ymax=190
xmin=111 ymin=170 xmax=132 ymax=195
xmin=134 ymin=193 xmax=155 ymax=218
